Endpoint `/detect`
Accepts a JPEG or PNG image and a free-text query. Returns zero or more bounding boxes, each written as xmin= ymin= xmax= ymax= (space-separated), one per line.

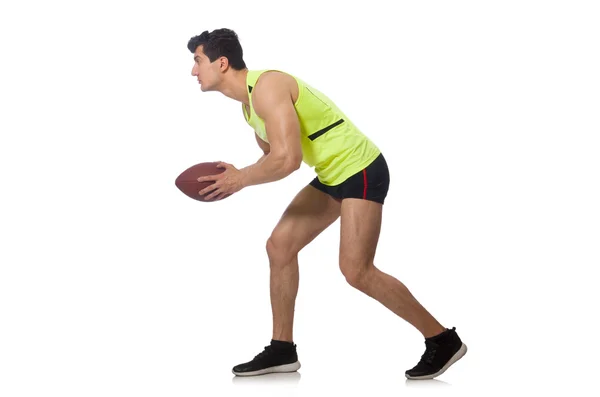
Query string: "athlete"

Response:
xmin=188 ymin=28 xmax=467 ymax=380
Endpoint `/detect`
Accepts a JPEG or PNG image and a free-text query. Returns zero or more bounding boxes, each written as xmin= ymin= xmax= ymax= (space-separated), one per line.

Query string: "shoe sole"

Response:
xmin=405 ymin=342 xmax=468 ymax=380
xmin=232 ymin=361 xmax=301 ymax=377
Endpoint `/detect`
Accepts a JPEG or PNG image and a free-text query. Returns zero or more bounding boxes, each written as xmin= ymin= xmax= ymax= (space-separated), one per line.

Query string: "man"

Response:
xmin=188 ymin=28 xmax=467 ymax=380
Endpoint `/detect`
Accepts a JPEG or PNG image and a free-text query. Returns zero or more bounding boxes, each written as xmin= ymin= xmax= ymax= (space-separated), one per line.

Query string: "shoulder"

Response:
xmin=255 ymin=70 xmax=296 ymax=91
xmin=252 ymin=71 xmax=299 ymax=114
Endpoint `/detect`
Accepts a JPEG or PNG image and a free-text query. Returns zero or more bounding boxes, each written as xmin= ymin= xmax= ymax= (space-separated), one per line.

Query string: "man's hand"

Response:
xmin=197 ymin=162 xmax=244 ymax=201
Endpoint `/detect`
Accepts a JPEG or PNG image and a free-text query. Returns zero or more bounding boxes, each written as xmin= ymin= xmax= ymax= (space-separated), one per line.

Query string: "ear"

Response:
xmin=219 ymin=56 xmax=230 ymax=72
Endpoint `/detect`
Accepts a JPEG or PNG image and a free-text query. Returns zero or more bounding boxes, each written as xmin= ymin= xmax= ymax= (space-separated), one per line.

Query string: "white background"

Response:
xmin=1 ymin=0 xmax=599 ymax=396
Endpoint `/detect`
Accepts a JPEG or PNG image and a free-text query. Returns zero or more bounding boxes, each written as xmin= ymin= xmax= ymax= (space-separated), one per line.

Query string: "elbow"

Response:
xmin=286 ymin=153 xmax=303 ymax=173
xmin=280 ymin=153 xmax=302 ymax=174
xmin=270 ymin=147 xmax=302 ymax=174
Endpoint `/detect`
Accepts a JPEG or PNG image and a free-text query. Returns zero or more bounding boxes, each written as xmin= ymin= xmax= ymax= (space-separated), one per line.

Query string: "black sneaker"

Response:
xmin=405 ymin=327 xmax=467 ymax=380
xmin=232 ymin=340 xmax=301 ymax=376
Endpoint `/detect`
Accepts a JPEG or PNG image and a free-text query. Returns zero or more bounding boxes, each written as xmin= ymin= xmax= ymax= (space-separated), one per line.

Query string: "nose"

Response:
xmin=191 ymin=63 xmax=198 ymax=77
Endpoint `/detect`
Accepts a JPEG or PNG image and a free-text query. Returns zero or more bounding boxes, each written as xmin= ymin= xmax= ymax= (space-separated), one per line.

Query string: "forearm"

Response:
xmin=240 ymin=152 xmax=297 ymax=187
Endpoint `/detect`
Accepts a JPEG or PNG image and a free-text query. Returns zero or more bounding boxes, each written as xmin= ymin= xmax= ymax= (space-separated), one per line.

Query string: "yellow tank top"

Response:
xmin=242 ymin=69 xmax=381 ymax=186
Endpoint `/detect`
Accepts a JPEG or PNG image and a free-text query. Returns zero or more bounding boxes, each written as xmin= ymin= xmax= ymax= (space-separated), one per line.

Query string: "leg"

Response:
xmin=335 ymin=154 xmax=467 ymax=380
xmin=233 ymin=184 xmax=340 ymax=376
xmin=338 ymin=198 xmax=445 ymax=338
xmin=267 ymin=184 xmax=341 ymax=342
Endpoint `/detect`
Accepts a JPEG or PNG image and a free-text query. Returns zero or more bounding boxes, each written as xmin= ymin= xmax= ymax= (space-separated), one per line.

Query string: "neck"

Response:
xmin=217 ymin=68 xmax=250 ymax=105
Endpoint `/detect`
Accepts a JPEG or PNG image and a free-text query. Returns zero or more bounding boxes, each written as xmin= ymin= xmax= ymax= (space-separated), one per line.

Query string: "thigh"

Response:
xmin=339 ymin=198 xmax=382 ymax=269
xmin=269 ymin=184 xmax=341 ymax=256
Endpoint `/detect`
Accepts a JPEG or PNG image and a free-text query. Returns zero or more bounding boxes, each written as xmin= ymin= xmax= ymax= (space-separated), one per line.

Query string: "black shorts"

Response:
xmin=309 ymin=152 xmax=390 ymax=204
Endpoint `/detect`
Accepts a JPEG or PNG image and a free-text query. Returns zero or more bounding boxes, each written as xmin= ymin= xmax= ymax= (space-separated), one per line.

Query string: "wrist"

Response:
xmin=239 ymin=167 xmax=250 ymax=189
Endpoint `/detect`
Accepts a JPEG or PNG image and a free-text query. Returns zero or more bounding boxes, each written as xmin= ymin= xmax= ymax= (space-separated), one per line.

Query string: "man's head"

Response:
xmin=188 ymin=28 xmax=247 ymax=92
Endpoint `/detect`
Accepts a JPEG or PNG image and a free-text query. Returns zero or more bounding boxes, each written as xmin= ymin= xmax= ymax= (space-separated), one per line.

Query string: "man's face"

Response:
xmin=191 ymin=46 xmax=220 ymax=92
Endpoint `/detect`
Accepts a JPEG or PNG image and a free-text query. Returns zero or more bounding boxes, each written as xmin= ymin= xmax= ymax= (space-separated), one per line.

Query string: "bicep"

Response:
xmin=263 ymin=102 xmax=301 ymax=158
xmin=253 ymin=77 xmax=302 ymax=163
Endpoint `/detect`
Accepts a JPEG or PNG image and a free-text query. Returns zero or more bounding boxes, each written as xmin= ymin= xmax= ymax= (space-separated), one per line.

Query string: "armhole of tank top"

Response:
xmin=245 ymin=72 xmax=256 ymax=122
xmin=293 ymin=78 xmax=303 ymax=107
xmin=243 ymin=100 xmax=253 ymax=123
xmin=242 ymin=102 xmax=248 ymax=121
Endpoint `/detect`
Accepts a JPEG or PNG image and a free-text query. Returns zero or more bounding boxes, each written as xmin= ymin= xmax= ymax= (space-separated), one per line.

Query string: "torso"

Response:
xmin=242 ymin=69 xmax=381 ymax=186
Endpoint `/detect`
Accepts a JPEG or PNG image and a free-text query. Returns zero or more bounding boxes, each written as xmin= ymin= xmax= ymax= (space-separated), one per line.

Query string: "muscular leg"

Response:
xmin=267 ymin=185 xmax=341 ymax=342
xmin=339 ymin=198 xmax=445 ymax=338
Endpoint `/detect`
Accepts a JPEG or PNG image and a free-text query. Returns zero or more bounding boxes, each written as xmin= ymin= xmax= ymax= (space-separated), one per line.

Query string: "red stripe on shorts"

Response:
xmin=363 ymin=169 xmax=368 ymax=199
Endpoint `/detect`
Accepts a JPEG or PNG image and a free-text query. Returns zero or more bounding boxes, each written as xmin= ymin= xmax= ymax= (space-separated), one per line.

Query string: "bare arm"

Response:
xmin=240 ymin=73 xmax=303 ymax=188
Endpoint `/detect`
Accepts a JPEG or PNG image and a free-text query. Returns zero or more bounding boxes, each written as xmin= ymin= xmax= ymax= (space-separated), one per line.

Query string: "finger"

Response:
xmin=205 ymin=189 xmax=221 ymax=201
xmin=197 ymin=175 xmax=219 ymax=182
xmin=199 ymin=183 xmax=219 ymax=196
xmin=215 ymin=192 xmax=228 ymax=200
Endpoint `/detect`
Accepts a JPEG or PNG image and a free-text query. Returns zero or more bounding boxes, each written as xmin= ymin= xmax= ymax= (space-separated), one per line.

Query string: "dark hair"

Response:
xmin=187 ymin=28 xmax=247 ymax=70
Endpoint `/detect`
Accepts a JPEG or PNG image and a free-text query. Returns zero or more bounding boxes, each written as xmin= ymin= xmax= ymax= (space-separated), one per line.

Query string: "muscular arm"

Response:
xmin=240 ymin=73 xmax=303 ymax=188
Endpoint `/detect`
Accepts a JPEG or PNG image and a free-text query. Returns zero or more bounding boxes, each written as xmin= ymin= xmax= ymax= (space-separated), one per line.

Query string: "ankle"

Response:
xmin=271 ymin=339 xmax=296 ymax=349
xmin=422 ymin=322 xmax=446 ymax=339
xmin=271 ymin=338 xmax=294 ymax=344
xmin=271 ymin=332 xmax=293 ymax=343
xmin=425 ymin=326 xmax=455 ymax=342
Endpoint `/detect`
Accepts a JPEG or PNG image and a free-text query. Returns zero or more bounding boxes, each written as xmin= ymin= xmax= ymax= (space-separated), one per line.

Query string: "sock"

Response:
xmin=270 ymin=339 xmax=295 ymax=349
xmin=426 ymin=327 xmax=455 ymax=343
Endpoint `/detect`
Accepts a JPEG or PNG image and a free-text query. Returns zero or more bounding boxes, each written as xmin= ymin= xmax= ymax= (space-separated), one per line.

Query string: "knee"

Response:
xmin=266 ymin=232 xmax=295 ymax=265
xmin=340 ymin=260 xmax=374 ymax=290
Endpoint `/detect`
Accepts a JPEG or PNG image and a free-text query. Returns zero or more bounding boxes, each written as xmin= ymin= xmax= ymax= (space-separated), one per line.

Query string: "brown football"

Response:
xmin=175 ymin=162 xmax=230 ymax=202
